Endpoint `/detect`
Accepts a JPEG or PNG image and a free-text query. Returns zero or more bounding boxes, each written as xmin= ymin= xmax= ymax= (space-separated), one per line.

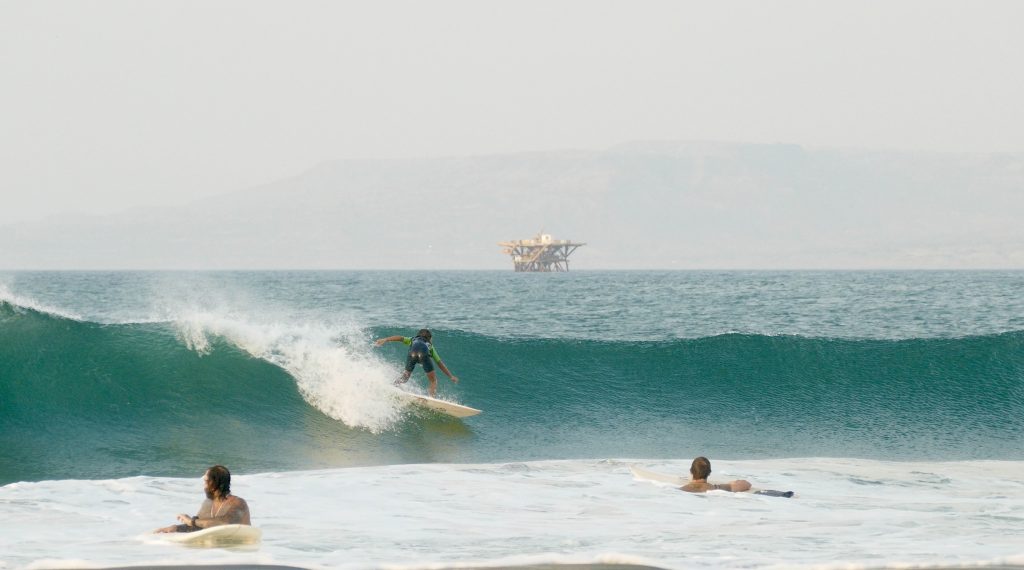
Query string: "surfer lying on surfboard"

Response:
xmin=679 ymin=456 xmax=794 ymax=497
xmin=681 ymin=456 xmax=751 ymax=493
xmin=154 ymin=465 xmax=252 ymax=533
xmin=375 ymin=329 xmax=459 ymax=397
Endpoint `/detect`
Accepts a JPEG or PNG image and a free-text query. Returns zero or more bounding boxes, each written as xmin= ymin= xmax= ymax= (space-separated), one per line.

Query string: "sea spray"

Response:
xmin=172 ymin=311 xmax=405 ymax=432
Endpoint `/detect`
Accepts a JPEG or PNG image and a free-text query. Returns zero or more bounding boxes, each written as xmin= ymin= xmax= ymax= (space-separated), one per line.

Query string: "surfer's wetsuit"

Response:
xmin=402 ymin=335 xmax=440 ymax=373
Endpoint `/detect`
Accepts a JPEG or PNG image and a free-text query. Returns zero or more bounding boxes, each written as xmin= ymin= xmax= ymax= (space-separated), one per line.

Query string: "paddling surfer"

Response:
xmin=680 ymin=456 xmax=752 ymax=493
xmin=375 ymin=328 xmax=459 ymax=397
xmin=154 ymin=465 xmax=251 ymax=533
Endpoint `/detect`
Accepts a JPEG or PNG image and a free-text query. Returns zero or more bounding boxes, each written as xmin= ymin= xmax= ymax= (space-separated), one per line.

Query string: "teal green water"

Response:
xmin=2 ymin=271 xmax=1023 ymax=484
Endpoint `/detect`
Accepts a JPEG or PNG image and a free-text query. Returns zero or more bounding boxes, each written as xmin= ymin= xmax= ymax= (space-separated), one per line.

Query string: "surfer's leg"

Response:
xmin=426 ymin=371 xmax=438 ymax=397
xmin=394 ymin=370 xmax=412 ymax=385
xmin=396 ymin=353 xmax=419 ymax=385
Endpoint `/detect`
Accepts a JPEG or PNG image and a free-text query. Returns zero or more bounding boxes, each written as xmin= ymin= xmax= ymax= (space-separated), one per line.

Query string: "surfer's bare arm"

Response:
xmin=169 ymin=513 xmax=202 ymax=530
xmin=437 ymin=360 xmax=458 ymax=383
xmin=717 ymin=480 xmax=751 ymax=492
xmin=153 ymin=523 xmax=188 ymax=533
xmin=152 ymin=514 xmax=199 ymax=533
xmin=681 ymin=480 xmax=751 ymax=493
xmin=153 ymin=500 xmax=212 ymax=533
xmin=374 ymin=336 xmax=404 ymax=346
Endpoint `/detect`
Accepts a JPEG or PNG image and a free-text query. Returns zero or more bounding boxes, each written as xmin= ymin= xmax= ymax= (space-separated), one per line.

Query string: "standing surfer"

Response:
xmin=375 ymin=328 xmax=459 ymax=397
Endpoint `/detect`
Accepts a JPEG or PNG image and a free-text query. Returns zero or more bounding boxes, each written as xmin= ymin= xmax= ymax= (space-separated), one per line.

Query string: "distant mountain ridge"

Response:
xmin=2 ymin=141 xmax=1022 ymax=269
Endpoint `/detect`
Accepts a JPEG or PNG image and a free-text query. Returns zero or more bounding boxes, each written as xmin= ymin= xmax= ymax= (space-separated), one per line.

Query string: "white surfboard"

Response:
xmin=630 ymin=465 xmax=687 ymax=486
xmin=159 ymin=524 xmax=262 ymax=547
xmin=629 ymin=465 xmax=795 ymax=497
xmin=398 ymin=390 xmax=482 ymax=418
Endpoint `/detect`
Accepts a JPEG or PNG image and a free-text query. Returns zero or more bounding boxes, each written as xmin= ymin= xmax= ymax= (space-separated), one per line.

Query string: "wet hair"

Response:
xmin=207 ymin=465 xmax=231 ymax=497
xmin=417 ymin=329 xmax=432 ymax=340
xmin=690 ymin=456 xmax=712 ymax=480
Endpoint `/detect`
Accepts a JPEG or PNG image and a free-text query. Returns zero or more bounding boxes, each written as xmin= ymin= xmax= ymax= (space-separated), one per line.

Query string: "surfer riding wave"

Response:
xmin=374 ymin=329 xmax=459 ymax=397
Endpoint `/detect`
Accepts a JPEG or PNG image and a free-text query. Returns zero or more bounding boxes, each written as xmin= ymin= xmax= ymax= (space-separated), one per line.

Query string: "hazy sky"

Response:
xmin=2 ymin=0 xmax=1023 ymax=225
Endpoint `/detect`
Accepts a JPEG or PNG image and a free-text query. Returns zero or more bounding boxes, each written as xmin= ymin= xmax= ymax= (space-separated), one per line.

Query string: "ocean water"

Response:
xmin=1 ymin=270 xmax=1023 ymax=569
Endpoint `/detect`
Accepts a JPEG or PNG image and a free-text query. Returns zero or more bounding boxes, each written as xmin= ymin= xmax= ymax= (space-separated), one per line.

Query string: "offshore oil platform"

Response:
xmin=498 ymin=233 xmax=586 ymax=272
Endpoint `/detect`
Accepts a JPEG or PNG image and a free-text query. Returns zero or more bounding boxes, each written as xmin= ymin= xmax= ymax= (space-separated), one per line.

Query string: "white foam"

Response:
xmin=172 ymin=310 xmax=406 ymax=432
xmin=0 ymin=283 xmax=84 ymax=321
xmin=3 ymin=459 xmax=1023 ymax=570
xmin=3 ymin=273 xmax=416 ymax=433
